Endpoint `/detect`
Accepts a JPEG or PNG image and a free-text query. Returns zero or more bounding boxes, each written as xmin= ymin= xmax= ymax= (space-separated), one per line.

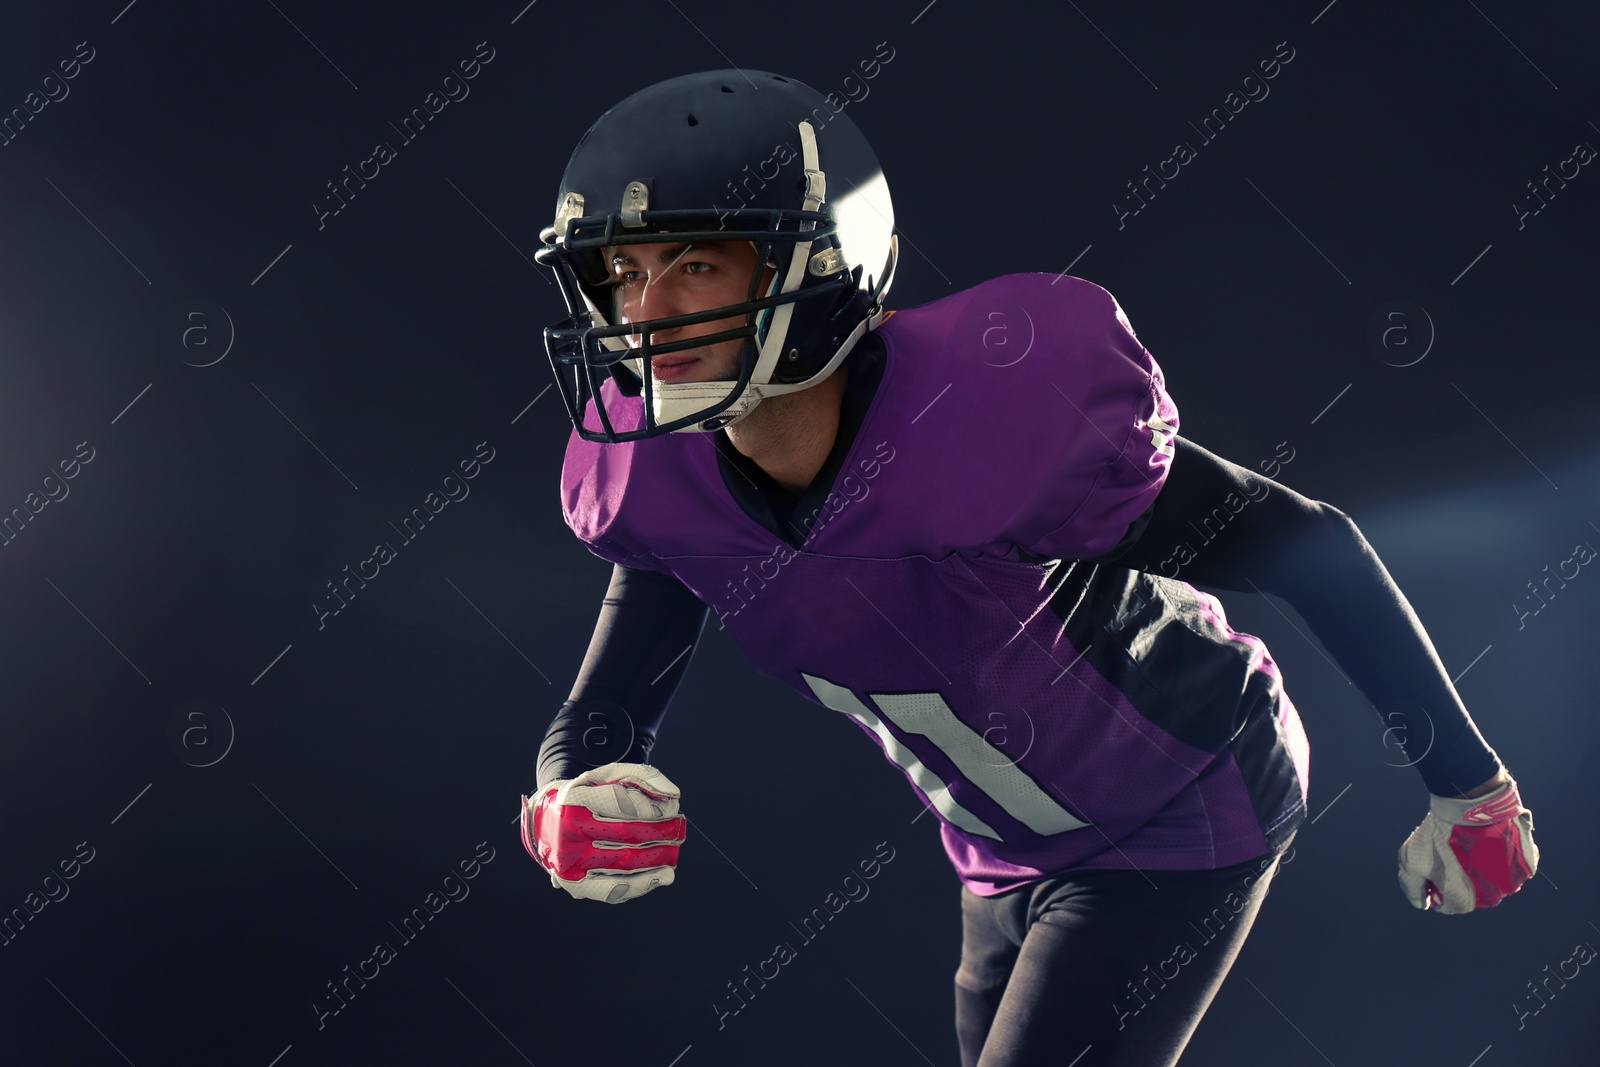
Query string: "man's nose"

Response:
xmin=628 ymin=274 xmax=682 ymax=324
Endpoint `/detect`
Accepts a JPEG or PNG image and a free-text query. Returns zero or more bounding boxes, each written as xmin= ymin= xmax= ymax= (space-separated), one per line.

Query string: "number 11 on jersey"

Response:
xmin=800 ymin=672 xmax=1091 ymax=842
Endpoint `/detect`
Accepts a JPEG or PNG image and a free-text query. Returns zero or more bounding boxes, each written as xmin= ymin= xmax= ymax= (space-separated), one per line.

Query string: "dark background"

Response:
xmin=1 ymin=1 xmax=1596 ymax=1064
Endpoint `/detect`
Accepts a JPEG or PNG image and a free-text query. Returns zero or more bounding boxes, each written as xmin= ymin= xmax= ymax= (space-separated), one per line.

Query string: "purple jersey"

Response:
xmin=559 ymin=273 xmax=1309 ymax=896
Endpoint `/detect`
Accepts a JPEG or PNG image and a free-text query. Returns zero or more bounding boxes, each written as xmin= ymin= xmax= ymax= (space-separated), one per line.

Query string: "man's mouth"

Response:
xmin=651 ymin=355 xmax=700 ymax=380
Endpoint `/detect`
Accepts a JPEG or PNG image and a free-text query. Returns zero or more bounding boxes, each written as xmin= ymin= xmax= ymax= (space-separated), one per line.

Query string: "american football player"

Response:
xmin=521 ymin=69 xmax=1538 ymax=1067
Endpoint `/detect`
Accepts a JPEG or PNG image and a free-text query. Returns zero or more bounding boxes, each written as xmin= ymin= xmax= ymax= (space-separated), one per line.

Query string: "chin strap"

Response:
xmin=656 ymin=338 xmax=767 ymax=434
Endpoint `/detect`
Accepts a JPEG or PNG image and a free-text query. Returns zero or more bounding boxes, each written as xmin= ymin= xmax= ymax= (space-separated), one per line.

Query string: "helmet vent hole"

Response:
xmin=687 ymin=114 xmax=698 ymax=126
xmin=771 ymin=75 xmax=788 ymax=82
xmin=721 ymin=85 xmax=734 ymax=93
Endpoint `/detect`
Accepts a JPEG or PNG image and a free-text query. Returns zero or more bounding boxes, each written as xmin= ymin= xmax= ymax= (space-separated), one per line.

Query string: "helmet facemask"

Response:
xmin=584 ymin=237 xmax=793 ymax=436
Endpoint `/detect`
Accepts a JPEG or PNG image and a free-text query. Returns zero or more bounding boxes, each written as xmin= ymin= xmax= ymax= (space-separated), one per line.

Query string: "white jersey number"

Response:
xmin=800 ymin=672 xmax=1091 ymax=841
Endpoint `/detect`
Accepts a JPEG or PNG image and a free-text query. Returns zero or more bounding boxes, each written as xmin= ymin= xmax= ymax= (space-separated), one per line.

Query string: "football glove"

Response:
xmin=521 ymin=762 xmax=687 ymax=904
xmin=1397 ymin=777 xmax=1538 ymax=914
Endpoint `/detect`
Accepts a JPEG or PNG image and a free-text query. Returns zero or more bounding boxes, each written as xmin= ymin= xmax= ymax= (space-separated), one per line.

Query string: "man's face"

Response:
xmin=603 ymin=239 xmax=773 ymax=384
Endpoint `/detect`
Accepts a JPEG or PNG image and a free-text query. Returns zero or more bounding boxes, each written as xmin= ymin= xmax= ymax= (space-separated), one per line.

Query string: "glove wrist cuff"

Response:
xmin=1428 ymin=778 xmax=1520 ymax=825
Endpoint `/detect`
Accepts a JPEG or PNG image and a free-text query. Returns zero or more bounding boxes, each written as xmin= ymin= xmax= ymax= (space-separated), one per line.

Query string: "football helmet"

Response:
xmin=535 ymin=69 xmax=899 ymax=441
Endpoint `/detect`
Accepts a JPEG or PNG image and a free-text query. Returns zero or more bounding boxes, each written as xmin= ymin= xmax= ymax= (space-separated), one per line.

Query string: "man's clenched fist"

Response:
xmin=521 ymin=762 xmax=687 ymax=904
xmin=1397 ymin=777 xmax=1538 ymax=915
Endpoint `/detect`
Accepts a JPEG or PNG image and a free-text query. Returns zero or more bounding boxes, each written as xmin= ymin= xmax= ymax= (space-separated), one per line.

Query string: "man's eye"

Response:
xmin=611 ymin=261 xmax=711 ymax=286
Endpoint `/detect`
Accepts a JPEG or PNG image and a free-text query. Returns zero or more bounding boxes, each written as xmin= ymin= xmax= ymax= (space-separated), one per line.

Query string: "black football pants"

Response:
xmin=954 ymin=837 xmax=1293 ymax=1067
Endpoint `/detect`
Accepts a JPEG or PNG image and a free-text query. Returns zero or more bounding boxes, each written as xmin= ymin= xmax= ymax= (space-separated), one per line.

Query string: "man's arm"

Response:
xmin=535 ymin=562 xmax=710 ymax=790
xmin=1086 ymin=435 xmax=1504 ymax=799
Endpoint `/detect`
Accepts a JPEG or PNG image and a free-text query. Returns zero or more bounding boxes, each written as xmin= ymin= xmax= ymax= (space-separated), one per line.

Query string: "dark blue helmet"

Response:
xmin=536 ymin=69 xmax=899 ymax=442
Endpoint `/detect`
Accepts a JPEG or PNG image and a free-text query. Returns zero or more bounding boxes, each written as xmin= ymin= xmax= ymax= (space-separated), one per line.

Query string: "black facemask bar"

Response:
xmin=537 ymin=206 xmax=858 ymax=442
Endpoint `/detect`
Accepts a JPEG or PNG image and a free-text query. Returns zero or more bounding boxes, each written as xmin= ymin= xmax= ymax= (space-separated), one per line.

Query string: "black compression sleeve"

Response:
xmin=534 ymin=563 xmax=710 ymax=791
xmin=1087 ymin=435 xmax=1503 ymax=797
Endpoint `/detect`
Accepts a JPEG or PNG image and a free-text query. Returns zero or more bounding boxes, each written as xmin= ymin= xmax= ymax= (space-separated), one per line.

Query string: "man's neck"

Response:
xmin=724 ymin=364 xmax=849 ymax=494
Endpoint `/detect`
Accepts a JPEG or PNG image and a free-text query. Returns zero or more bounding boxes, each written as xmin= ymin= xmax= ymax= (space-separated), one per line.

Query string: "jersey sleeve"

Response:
xmin=1089 ymin=434 xmax=1504 ymax=797
xmin=535 ymin=562 xmax=710 ymax=790
xmin=993 ymin=276 xmax=1179 ymax=561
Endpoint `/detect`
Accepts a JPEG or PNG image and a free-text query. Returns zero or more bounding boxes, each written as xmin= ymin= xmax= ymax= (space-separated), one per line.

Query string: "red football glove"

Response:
xmin=1397 ymin=777 xmax=1538 ymax=914
xmin=521 ymin=762 xmax=687 ymax=904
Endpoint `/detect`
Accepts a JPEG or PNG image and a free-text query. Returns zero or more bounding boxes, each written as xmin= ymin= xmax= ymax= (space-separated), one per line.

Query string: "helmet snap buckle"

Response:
xmin=808 ymin=247 xmax=843 ymax=277
xmin=550 ymin=192 xmax=585 ymax=245
xmin=621 ymin=181 xmax=650 ymax=228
